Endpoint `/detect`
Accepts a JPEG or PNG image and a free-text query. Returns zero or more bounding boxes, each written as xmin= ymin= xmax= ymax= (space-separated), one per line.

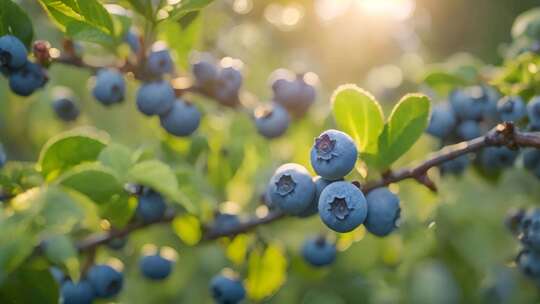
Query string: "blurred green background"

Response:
xmin=2 ymin=0 xmax=540 ymax=303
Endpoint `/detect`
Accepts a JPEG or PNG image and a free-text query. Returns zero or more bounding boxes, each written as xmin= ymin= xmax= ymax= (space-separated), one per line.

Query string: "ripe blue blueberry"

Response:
xmin=439 ymin=154 xmax=469 ymax=176
xmin=480 ymin=147 xmax=518 ymax=172
xmin=210 ymin=274 xmax=246 ymax=304
xmin=136 ymin=81 xmax=175 ymax=116
xmin=497 ymin=96 xmax=526 ymax=122
xmin=523 ymin=149 xmax=540 ymax=172
xmin=61 ymin=280 xmax=95 ymax=304
xmin=268 ymin=163 xmax=316 ymax=215
xmin=86 ymin=264 xmax=123 ymax=298
xmin=192 ymin=60 xmax=218 ymax=88
xmin=365 ymin=187 xmax=401 ymax=237
xmin=140 ymin=253 xmax=173 ymax=280
xmin=107 ymin=236 xmax=128 ymax=250
xmin=0 ymin=35 xmax=27 ymax=69
xmin=218 ymin=66 xmax=242 ymax=92
xmin=254 ymin=103 xmax=290 ymax=139
xmin=520 ymin=208 xmax=540 ymax=251
xmin=50 ymin=266 xmax=65 ymax=284
xmin=92 ymin=69 xmax=125 ymax=105
xmin=53 ymin=98 xmax=79 ymax=122
xmin=310 ymin=129 xmax=358 ymax=181
xmin=212 ymin=213 xmax=241 ymax=233
xmin=318 ymin=181 xmax=367 ymax=233
xmin=450 ymin=87 xmax=488 ymax=120
xmin=426 ymin=103 xmax=456 ymax=139
xmin=9 ymin=61 xmax=47 ymax=96
xmin=517 ymin=249 xmax=540 ymax=278
xmin=301 ymin=236 xmax=337 ymax=267
xmin=159 ymin=99 xmax=200 ymax=137
xmin=271 ymin=69 xmax=316 ymax=117
xmin=457 ymin=120 xmax=481 ymax=140
xmin=124 ymin=29 xmax=140 ymax=54
xmin=298 ymin=176 xmax=337 ymax=218
xmin=147 ymin=48 xmax=174 ymax=76
xmin=527 ymin=96 xmax=540 ymax=123
xmin=136 ymin=189 xmax=167 ymax=223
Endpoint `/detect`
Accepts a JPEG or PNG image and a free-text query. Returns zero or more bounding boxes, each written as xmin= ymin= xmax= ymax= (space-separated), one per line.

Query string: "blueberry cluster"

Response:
xmin=57 ymin=264 xmax=123 ymax=304
xmin=506 ymin=208 xmax=540 ymax=285
xmin=266 ymin=129 xmax=402 ymax=246
xmin=425 ymin=86 xmax=540 ymax=176
xmin=0 ymin=35 xmax=47 ymax=96
xmin=270 ymin=69 xmax=316 ymax=118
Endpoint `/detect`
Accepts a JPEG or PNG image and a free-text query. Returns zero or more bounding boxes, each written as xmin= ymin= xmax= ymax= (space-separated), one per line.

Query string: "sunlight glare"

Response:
xmin=355 ymin=0 xmax=415 ymax=20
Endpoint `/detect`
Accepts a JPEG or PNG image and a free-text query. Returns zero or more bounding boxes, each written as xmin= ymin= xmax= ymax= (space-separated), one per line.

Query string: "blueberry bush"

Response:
xmin=2 ymin=1 xmax=540 ymax=303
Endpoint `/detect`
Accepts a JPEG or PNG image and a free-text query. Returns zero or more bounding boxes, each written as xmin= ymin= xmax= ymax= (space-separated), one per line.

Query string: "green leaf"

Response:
xmin=512 ymin=7 xmax=540 ymax=39
xmin=127 ymin=160 xmax=195 ymax=212
xmin=98 ymin=143 xmax=134 ymax=179
xmin=422 ymin=70 xmax=468 ymax=96
xmin=246 ymin=243 xmax=287 ymax=301
xmin=172 ymin=214 xmax=201 ymax=246
xmin=0 ymin=265 xmax=59 ymax=304
xmin=38 ymin=0 xmax=83 ymax=31
xmin=331 ymin=84 xmax=384 ymax=160
xmin=76 ymin=0 xmax=114 ymax=34
xmin=57 ymin=163 xmax=123 ymax=205
xmin=158 ymin=15 xmax=201 ymax=69
xmin=0 ymin=0 xmax=34 ymax=47
xmin=124 ymin=0 xmax=155 ymax=21
xmin=377 ymin=94 xmax=431 ymax=169
xmin=43 ymin=235 xmax=80 ymax=281
xmin=98 ymin=193 xmax=136 ymax=228
xmin=0 ymin=224 xmax=34 ymax=284
xmin=168 ymin=0 xmax=213 ymax=21
xmin=66 ymin=20 xmax=115 ymax=47
xmin=37 ymin=128 xmax=108 ymax=180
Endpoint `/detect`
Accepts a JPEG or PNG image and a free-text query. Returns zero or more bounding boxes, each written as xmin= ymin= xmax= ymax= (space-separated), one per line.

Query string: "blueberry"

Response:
xmin=210 ymin=274 xmax=246 ymax=304
xmin=450 ymin=87 xmax=486 ymax=120
xmin=254 ymin=103 xmax=290 ymax=139
xmin=527 ymin=96 xmax=540 ymax=123
xmin=301 ymin=236 xmax=337 ymax=267
xmin=272 ymin=73 xmax=316 ymax=116
xmin=0 ymin=35 xmax=27 ymax=69
xmin=86 ymin=264 xmax=123 ymax=298
xmin=218 ymin=67 xmax=242 ymax=92
xmin=135 ymin=189 xmax=167 ymax=223
xmin=139 ymin=253 xmax=173 ymax=280
xmin=147 ymin=48 xmax=174 ymax=76
xmin=0 ymin=144 xmax=6 ymax=168
xmin=53 ymin=98 xmax=79 ymax=122
xmin=318 ymin=181 xmax=367 ymax=233
xmin=426 ymin=103 xmax=456 ymax=139
xmin=211 ymin=213 xmax=241 ymax=233
xmin=61 ymin=280 xmax=95 ymax=304
xmin=497 ymin=96 xmax=526 ymax=122
xmin=124 ymin=29 xmax=140 ymax=53
xmin=517 ymin=249 xmax=540 ymax=279
xmin=520 ymin=208 xmax=540 ymax=251
xmin=456 ymin=120 xmax=480 ymax=140
xmin=92 ymin=69 xmax=125 ymax=105
xmin=107 ymin=236 xmax=128 ymax=250
xmin=136 ymin=81 xmax=175 ymax=116
xmin=364 ymin=188 xmax=401 ymax=237
xmin=481 ymin=85 xmax=501 ymax=120
xmin=523 ymin=149 xmax=540 ymax=172
xmin=480 ymin=147 xmax=518 ymax=172
xmin=268 ymin=163 xmax=316 ymax=215
xmin=9 ymin=61 xmax=47 ymax=96
xmin=192 ymin=60 xmax=218 ymax=88
xmin=310 ymin=129 xmax=358 ymax=180
xmin=297 ymin=176 xmax=337 ymax=218
xmin=159 ymin=99 xmax=200 ymax=137
xmin=439 ymin=155 xmax=469 ymax=176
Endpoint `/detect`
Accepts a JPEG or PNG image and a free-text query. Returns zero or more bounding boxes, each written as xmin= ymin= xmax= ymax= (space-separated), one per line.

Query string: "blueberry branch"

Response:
xmin=72 ymin=122 xmax=540 ymax=253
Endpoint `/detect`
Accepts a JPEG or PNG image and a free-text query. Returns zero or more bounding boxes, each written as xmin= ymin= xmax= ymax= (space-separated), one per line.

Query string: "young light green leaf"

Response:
xmin=66 ymin=20 xmax=115 ymax=47
xmin=246 ymin=243 xmax=287 ymax=301
xmin=98 ymin=143 xmax=134 ymax=179
xmin=0 ymin=0 xmax=34 ymax=47
xmin=57 ymin=163 xmax=123 ymax=205
xmin=43 ymin=235 xmax=80 ymax=282
xmin=168 ymin=0 xmax=213 ymax=21
xmin=158 ymin=15 xmax=201 ymax=69
xmin=128 ymin=160 xmax=195 ymax=213
xmin=172 ymin=214 xmax=201 ymax=246
xmin=331 ymin=84 xmax=384 ymax=158
xmin=422 ymin=70 xmax=467 ymax=96
xmin=98 ymin=193 xmax=136 ymax=228
xmin=37 ymin=128 xmax=109 ymax=179
xmin=77 ymin=0 xmax=115 ymax=34
xmin=377 ymin=94 xmax=431 ymax=169
xmin=38 ymin=0 xmax=83 ymax=31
